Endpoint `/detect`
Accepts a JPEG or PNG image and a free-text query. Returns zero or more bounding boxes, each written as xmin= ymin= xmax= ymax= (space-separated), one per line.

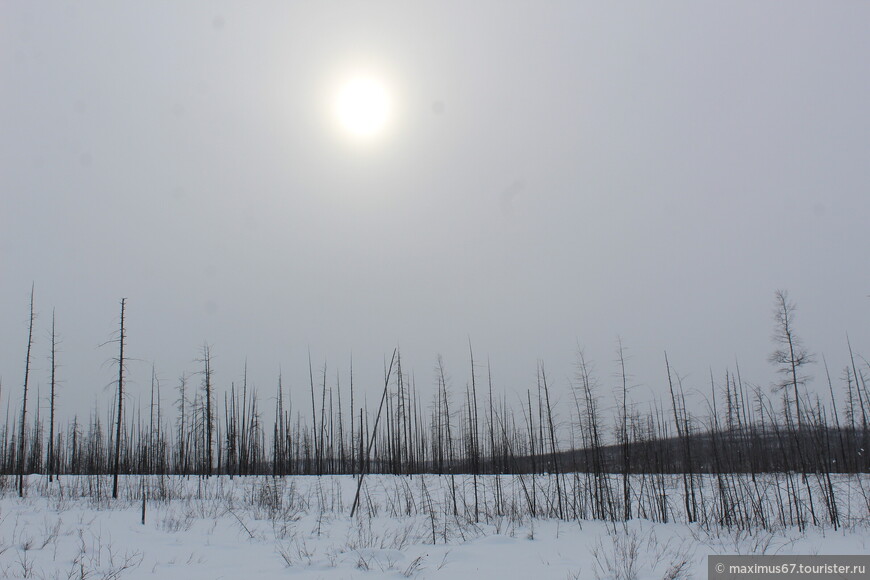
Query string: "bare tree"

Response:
xmin=539 ymin=361 xmax=563 ymax=518
xmin=48 ymin=309 xmax=59 ymax=483
xmin=176 ymin=373 xmax=189 ymax=474
xmin=349 ymin=355 xmax=355 ymax=475
xmin=200 ymin=344 xmax=214 ymax=476
xmin=308 ymin=351 xmax=318 ymax=474
xmin=350 ymin=348 xmax=397 ymax=517
xmin=616 ymin=337 xmax=631 ymax=520
xmin=769 ymin=290 xmax=813 ymax=432
xmin=112 ymin=298 xmax=127 ymax=499
xmin=19 ymin=284 xmax=35 ymax=497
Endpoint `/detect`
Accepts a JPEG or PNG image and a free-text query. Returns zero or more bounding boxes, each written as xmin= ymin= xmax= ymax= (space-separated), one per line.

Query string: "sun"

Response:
xmin=333 ymin=75 xmax=393 ymax=141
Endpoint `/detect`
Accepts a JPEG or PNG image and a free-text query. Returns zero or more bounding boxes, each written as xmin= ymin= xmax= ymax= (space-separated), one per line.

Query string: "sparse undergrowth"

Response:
xmin=0 ymin=474 xmax=867 ymax=580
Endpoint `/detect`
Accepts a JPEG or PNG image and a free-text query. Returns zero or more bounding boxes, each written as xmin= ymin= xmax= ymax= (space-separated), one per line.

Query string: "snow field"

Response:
xmin=0 ymin=474 xmax=868 ymax=579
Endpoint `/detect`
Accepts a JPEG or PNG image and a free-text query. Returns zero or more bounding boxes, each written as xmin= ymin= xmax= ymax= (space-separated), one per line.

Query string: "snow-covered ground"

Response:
xmin=0 ymin=475 xmax=867 ymax=579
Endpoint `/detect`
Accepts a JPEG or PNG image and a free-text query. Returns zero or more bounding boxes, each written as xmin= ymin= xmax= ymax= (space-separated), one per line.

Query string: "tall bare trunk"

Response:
xmin=112 ymin=298 xmax=126 ymax=499
xmin=19 ymin=285 xmax=35 ymax=497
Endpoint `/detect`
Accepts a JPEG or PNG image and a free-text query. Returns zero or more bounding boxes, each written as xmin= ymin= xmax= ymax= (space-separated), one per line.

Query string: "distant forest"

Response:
xmin=2 ymin=288 xmax=868 ymax=493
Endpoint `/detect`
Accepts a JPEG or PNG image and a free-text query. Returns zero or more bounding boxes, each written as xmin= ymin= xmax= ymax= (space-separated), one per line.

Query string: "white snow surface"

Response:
xmin=0 ymin=475 xmax=867 ymax=579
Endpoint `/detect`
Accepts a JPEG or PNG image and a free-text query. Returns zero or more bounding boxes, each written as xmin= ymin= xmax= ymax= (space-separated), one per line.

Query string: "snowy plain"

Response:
xmin=0 ymin=474 xmax=868 ymax=580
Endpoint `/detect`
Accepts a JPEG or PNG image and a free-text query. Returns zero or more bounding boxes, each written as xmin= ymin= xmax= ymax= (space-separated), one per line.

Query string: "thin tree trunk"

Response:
xmin=48 ymin=308 xmax=58 ymax=483
xmin=112 ymin=298 xmax=126 ymax=499
xmin=350 ymin=349 xmax=397 ymax=518
xmin=19 ymin=285 xmax=35 ymax=497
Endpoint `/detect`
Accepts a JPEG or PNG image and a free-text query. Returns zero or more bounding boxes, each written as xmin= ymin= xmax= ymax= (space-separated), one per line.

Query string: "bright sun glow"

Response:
xmin=333 ymin=75 xmax=392 ymax=141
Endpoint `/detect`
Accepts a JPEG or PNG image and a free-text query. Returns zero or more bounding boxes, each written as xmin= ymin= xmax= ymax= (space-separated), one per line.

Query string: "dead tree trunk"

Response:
xmin=48 ymin=309 xmax=58 ymax=483
xmin=350 ymin=349 xmax=397 ymax=518
xmin=112 ymin=298 xmax=127 ymax=499
xmin=19 ymin=285 xmax=35 ymax=497
xmin=201 ymin=344 xmax=214 ymax=476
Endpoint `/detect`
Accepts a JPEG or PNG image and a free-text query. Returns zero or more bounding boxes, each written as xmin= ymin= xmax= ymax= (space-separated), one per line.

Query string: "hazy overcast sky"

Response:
xmin=2 ymin=2 xmax=869 ymax=420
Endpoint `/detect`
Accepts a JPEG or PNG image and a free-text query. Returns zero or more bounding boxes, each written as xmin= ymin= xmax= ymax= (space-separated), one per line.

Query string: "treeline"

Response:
xmin=1 ymin=290 xmax=868 ymax=489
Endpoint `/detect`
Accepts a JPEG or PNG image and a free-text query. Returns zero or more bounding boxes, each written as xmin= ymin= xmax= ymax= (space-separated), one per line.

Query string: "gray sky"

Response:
xmin=2 ymin=1 xmax=869 ymax=422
